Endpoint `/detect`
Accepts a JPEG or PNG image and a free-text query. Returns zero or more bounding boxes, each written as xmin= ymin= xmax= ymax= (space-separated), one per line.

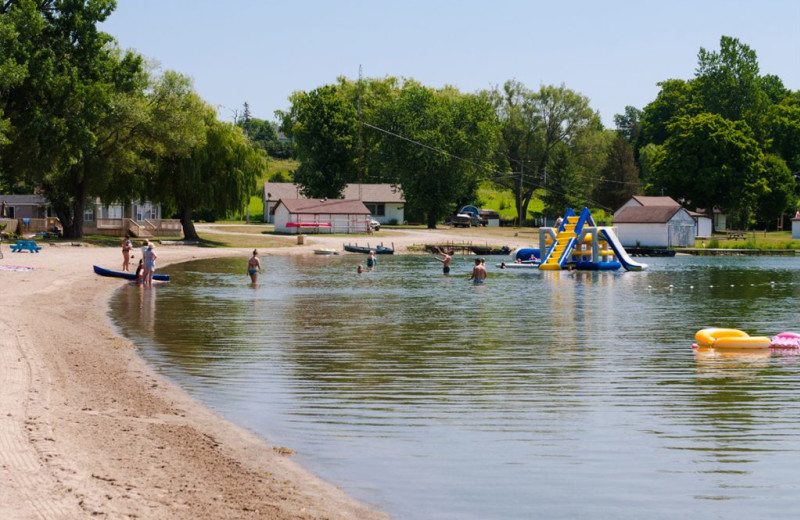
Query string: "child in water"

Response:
xmin=134 ymin=259 xmax=145 ymax=284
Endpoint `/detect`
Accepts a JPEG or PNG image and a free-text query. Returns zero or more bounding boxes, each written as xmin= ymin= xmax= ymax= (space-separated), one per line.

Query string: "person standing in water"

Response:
xmin=247 ymin=249 xmax=262 ymax=284
xmin=134 ymin=259 xmax=145 ymax=284
xmin=469 ymin=258 xmax=487 ymax=284
xmin=366 ymin=250 xmax=377 ymax=269
xmin=143 ymin=243 xmax=157 ymax=286
xmin=434 ymin=246 xmax=453 ymax=274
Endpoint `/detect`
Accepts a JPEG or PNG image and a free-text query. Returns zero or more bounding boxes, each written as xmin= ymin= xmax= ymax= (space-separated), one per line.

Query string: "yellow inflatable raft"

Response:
xmin=694 ymin=328 xmax=771 ymax=350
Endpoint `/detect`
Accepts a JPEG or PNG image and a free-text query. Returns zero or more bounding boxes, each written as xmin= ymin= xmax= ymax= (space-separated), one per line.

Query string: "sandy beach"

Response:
xmin=0 ymin=228 xmax=527 ymax=519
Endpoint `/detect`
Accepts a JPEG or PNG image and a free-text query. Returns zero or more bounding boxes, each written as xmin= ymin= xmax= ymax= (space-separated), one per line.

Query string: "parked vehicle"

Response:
xmin=451 ymin=213 xmax=485 ymax=227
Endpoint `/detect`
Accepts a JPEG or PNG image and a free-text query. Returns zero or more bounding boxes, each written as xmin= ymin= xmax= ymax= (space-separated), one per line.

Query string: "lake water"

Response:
xmin=109 ymin=254 xmax=800 ymax=519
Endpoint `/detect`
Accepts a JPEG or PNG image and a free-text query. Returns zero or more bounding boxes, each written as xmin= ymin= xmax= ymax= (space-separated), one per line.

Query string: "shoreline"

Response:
xmin=0 ymin=228 xmax=531 ymax=518
xmin=0 ymin=241 xmax=390 ymax=519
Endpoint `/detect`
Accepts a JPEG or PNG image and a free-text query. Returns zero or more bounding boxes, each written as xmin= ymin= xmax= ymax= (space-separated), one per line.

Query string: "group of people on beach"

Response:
xmin=121 ymin=234 xmax=158 ymax=286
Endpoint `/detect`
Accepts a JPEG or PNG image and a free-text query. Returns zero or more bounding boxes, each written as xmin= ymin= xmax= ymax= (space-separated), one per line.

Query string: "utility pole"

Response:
xmin=358 ymin=65 xmax=364 ymax=201
xmin=518 ymin=160 xmax=523 ymax=226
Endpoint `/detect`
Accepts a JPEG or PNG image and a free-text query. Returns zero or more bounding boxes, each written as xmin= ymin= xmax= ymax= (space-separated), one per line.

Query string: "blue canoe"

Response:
xmin=93 ymin=265 xmax=170 ymax=282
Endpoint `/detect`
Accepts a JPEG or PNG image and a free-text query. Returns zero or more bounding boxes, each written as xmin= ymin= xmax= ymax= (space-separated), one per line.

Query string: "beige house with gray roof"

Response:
xmin=263 ymin=183 xmax=404 ymax=225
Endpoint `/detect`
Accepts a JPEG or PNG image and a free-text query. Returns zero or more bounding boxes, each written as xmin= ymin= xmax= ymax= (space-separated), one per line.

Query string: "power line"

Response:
xmin=361 ymin=119 xmax=633 ymax=212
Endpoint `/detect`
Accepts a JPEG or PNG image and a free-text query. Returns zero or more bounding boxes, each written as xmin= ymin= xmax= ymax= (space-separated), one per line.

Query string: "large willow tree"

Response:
xmin=151 ymin=106 xmax=267 ymax=241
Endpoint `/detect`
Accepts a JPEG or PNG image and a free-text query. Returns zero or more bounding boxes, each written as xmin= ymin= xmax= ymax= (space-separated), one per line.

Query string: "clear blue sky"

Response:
xmin=100 ymin=0 xmax=799 ymax=127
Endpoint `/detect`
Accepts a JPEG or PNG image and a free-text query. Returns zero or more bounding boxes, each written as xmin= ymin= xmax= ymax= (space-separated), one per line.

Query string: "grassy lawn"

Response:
xmin=239 ymin=157 xmax=299 ymax=222
xmin=195 ymin=232 xmax=294 ymax=248
xmin=695 ymin=231 xmax=800 ymax=249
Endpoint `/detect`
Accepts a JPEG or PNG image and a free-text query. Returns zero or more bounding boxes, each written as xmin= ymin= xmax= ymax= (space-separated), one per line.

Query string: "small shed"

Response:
xmin=689 ymin=211 xmax=713 ymax=238
xmin=616 ymin=195 xmax=714 ymax=238
xmin=479 ymin=209 xmax=500 ymax=227
xmin=613 ymin=205 xmax=696 ymax=247
xmin=273 ymin=198 xmax=372 ymax=234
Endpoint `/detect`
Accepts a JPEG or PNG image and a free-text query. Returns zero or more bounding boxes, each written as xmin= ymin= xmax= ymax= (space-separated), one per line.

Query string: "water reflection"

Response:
xmin=110 ymin=255 xmax=800 ymax=519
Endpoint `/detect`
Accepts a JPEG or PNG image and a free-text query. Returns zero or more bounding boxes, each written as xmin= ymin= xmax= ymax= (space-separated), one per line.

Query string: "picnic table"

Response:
xmin=726 ymin=230 xmax=747 ymax=240
xmin=10 ymin=239 xmax=42 ymax=253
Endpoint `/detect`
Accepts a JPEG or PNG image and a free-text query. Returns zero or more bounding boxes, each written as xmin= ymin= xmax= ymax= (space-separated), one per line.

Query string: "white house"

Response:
xmin=273 ymin=198 xmax=372 ymax=234
xmin=82 ymin=198 xmax=180 ymax=237
xmin=615 ymin=195 xmax=713 ymax=239
xmin=263 ymin=183 xmax=405 ymax=225
xmin=613 ymin=205 xmax=696 ymax=247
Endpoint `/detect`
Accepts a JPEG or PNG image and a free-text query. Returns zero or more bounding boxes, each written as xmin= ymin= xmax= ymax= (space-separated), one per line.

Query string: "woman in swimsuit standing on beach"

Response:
xmin=121 ymin=234 xmax=133 ymax=271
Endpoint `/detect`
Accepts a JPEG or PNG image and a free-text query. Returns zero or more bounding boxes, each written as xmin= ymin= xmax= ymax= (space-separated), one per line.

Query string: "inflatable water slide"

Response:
xmin=535 ymin=207 xmax=646 ymax=271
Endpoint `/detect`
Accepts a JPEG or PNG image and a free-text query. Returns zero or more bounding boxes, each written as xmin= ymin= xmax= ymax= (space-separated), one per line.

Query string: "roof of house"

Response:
xmin=342 ymin=184 xmax=404 ymax=202
xmin=630 ymin=195 xmax=680 ymax=207
xmin=276 ymin=198 xmax=371 ymax=215
xmin=613 ymin=205 xmax=686 ymax=224
xmin=264 ymin=183 xmax=404 ymax=203
xmin=263 ymin=183 xmax=304 ymax=201
xmin=0 ymin=194 xmax=48 ymax=205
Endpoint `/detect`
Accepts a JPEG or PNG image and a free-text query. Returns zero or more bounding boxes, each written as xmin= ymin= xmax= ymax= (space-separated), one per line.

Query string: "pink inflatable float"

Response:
xmin=770 ymin=332 xmax=800 ymax=348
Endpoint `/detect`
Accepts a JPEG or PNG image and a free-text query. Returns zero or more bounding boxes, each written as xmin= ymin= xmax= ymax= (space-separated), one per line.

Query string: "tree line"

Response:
xmin=0 ymin=0 xmax=267 ymax=239
xmin=2 ymin=2 xmax=798 ymax=236
xmin=279 ymin=36 xmax=799 ymax=230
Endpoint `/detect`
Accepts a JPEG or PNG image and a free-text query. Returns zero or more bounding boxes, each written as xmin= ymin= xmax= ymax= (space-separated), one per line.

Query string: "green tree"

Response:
xmin=487 ymin=80 xmax=539 ymax=224
xmin=764 ymin=96 xmax=800 ymax=173
xmin=0 ymin=0 xmax=153 ymax=237
xmin=152 ymin=110 xmax=267 ymax=240
xmin=278 ymin=84 xmax=357 ymax=198
xmin=489 ymin=81 xmax=600 ymax=222
xmin=755 ymin=153 xmax=795 ymax=227
xmin=541 ymin=143 xmax=585 ymax=215
xmin=637 ymin=143 xmax=660 ymax=190
xmin=694 ymin=36 xmax=768 ymax=139
xmin=640 ymin=79 xmax=697 ymax=145
xmin=651 ymin=113 xmax=764 ymax=228
xmin=0 ymin=9 xmax=26 ymax=150
xmin=613 ymin=106 xmax=643 ymax=146
xmin=594 ymin=133 xmax=640 ymax=211
xmin=374 ymin=81 xmax=498 ymax=228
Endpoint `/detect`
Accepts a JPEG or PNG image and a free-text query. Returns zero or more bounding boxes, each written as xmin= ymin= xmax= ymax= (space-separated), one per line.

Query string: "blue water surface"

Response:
xmin=110 ymin=254 xmax=800 ymax=519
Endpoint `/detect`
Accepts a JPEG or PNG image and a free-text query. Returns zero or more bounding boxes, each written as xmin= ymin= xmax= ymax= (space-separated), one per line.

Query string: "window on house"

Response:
xmin=365 ymin=203 xmax=385 ymax=216
xmin=84 ymin=207 xmax=95 ymax=222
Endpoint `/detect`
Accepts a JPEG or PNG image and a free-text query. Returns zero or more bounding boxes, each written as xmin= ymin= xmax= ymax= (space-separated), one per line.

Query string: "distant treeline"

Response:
xmin=2 ymin=1 xmax=798 ymax=233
